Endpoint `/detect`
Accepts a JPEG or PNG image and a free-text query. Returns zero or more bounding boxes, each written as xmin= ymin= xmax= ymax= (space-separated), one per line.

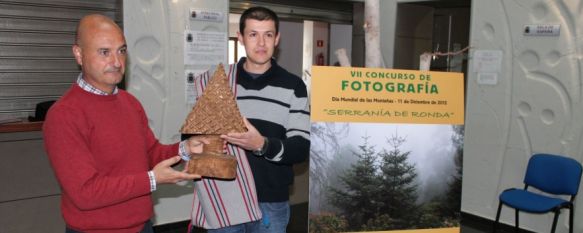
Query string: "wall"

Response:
xmin=393 ymin=3 xmax=434 ymax=70
xmin=379 ymin=0 xmax=399 ymax=68
xmin=124 ymin=0 xmax=229 ymax=225
xmin=303 ymin=21 xmax=314 ymax=83
xmin=276 ymin=20 xmax=310 ymax=205
xmin=463 ymin=0 xmax=583 ymax=232
xmin=277 ymin=21 xmax=304 ymax=79
xmin=351 ymin=2 xmax=365 ymax=67
xmin=0 ymin=131 xmax=64 ymax=232
xmin=330 ymin=24 xmax=353 ymax=66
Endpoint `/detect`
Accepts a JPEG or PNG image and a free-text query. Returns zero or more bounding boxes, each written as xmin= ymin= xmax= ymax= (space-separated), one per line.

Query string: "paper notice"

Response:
xmin=473 ymin=50 xmax=502 ymax=73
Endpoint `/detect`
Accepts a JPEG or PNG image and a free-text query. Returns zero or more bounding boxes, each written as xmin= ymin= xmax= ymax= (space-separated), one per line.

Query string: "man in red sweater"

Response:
xmin=43 ymin=14 xmax=205 ymax=233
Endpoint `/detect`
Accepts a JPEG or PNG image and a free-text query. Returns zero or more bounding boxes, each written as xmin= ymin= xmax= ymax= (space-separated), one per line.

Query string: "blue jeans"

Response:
xmin=206 ymin=221 xmax=260 ymax=233
xmin=205 ymin=201 xmax=290 ymax=233
xmin=65 ymin=220 xmax=153 ymax=233
xmin=256 ymin=201 xmax=290 ymax=233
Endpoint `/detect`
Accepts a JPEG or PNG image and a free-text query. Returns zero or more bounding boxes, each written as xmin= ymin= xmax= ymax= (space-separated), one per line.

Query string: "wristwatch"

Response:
xmin=253 ymin=137 xmax=269 ymax=156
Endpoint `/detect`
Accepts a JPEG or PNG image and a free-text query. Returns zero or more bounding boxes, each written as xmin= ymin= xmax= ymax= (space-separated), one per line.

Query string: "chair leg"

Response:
xmin=494 ymin=202 xmax=503 ymax=233
xmin=551 ymin=210 xmax=560 ymax=233
xmin=569 ymin=205 xmax=573 ymax=233
xmin=515 ymin=209 xmax=519 ymax=233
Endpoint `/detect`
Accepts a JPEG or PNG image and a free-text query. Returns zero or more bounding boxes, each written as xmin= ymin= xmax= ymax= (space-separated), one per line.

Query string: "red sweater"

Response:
xmin=43 ymin=85 xmax=179 ymax=233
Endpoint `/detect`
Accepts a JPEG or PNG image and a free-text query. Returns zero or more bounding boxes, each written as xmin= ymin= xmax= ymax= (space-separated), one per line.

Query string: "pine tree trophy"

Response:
xmin=180 ymin=64 xmax=246 ymax=179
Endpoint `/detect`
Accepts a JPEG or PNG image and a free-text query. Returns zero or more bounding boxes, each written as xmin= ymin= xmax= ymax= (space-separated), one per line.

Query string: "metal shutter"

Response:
xmin=0 ymin=0 xmax=122 ymax=121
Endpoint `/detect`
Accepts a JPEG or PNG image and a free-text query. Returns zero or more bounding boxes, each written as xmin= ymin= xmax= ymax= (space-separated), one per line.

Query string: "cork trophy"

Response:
xmin=180 ymin=64 xmax=247 ymax=179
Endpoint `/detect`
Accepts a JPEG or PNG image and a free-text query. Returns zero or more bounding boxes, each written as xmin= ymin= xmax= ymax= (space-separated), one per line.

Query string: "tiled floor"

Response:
xmin=154 ymin=206 xmax=528 ymax=233
xmin=154 ymin=203 xmax=308 ymax=233
xmin=459 ymin=213 xmax=535 ymax=233
xmin=156 ymin=223 xmax=497 ymax=233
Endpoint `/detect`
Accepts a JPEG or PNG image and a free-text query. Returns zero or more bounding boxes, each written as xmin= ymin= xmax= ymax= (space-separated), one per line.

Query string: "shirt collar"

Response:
xmin=76 ymin=73 xmax=118 ymax=95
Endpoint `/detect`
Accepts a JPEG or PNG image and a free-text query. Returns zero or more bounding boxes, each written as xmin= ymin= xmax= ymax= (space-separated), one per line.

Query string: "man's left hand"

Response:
xmin=220 ymin=118 xmax=264 ymax=151
xmin=186 ymin=136 xmax=209 ymax=154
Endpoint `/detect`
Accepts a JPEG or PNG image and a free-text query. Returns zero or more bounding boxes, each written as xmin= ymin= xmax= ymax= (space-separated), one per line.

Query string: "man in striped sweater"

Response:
xmin=189 ymin=6 xmax=310 ymax=233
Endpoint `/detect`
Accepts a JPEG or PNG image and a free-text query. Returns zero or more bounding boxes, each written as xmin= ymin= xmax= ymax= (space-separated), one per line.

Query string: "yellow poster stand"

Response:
xmin=311 ymin=66 xmax=464 ymax=125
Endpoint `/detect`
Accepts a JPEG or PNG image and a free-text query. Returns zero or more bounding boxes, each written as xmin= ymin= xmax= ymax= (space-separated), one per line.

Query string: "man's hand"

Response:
xmin=220 ymin=118 xmax=263 ymax=151
xmin=153 ymin=156 xmax=200 ymax=184
xmin=186 ymin=136 xmax=210 ymax=155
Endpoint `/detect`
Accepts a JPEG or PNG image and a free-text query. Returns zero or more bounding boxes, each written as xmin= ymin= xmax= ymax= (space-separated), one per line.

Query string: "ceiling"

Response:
xmin=229 ymin=0 xmax=471 ymax=24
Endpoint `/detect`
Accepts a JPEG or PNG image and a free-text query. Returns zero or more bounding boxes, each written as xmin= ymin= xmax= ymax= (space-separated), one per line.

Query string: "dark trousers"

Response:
xmin=66 ymin=220 xmax=154 ymax=233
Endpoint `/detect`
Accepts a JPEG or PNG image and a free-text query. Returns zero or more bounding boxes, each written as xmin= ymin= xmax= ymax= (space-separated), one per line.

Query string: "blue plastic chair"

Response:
xmin=493 ymin=154 xmax=582 ymax=233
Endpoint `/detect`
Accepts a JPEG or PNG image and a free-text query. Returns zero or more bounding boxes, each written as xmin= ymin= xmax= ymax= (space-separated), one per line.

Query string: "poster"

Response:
xmin=184 ymin=30 xmax=226 ymax=66
xmin=309 ymin=66 xmax=464 ymax=232
xmin=311 ymin=66 xmax=464 ymax=124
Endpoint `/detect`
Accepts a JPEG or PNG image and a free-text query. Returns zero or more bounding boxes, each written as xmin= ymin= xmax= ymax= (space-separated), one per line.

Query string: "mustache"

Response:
xmin=105 ymin=67 xmax=123 ymax=73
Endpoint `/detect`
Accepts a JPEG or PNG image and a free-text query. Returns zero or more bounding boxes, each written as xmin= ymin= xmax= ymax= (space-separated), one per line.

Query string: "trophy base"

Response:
xmin=187 ymin=152 xmax=237 ymax=179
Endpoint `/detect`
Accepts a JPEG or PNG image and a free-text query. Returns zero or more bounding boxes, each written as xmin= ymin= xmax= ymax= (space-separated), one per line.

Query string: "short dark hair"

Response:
xmin=239 ymin=6 xmax=279 ymax=34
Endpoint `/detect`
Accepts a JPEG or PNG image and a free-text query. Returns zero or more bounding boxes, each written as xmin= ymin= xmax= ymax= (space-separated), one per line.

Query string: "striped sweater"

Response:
xmin=190 ymin=58 xmax=310 ymax=229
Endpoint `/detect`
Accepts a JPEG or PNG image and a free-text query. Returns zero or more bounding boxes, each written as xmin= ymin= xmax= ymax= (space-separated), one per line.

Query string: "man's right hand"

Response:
xmin=153 ymin=156 xmax=200 ymax=184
